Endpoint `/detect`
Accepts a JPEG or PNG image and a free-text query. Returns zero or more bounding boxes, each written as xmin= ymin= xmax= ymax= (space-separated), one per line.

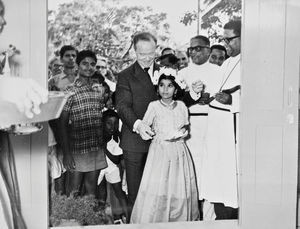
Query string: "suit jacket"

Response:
xmin=116 ymin=62 xmax=159 ymax=152
xmin=116 ymin=61 xmax=200 ymax=152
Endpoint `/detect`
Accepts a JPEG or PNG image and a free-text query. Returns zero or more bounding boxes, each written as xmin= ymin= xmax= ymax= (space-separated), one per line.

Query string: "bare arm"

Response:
xmin=59 ymin=110 xmax=75 ymax=170
xmin=104 ymin=147 xmax=121 ymax=165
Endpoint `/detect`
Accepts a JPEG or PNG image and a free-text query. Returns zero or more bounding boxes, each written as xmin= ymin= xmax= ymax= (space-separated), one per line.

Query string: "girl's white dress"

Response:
xmin=130 ymin=100 xmax=199 ymax=223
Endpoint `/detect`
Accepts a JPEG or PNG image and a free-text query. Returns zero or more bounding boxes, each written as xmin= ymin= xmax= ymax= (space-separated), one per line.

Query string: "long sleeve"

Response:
xmin=142 ymin=102 xmax=155 ymax=127
xmin=115 ymin=73 xmax=138 ymax=131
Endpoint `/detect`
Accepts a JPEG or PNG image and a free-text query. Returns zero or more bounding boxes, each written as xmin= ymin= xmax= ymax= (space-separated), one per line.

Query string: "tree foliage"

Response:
xmin=180 ymin=0 xmax=241 ymax=39
xmin=48 ymin=0 xmax=171 ymax=71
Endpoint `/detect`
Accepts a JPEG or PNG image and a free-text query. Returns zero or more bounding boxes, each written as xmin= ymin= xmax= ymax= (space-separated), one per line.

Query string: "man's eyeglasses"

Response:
xmin=221 ymin=35 xmax=240 ymax=44
xmin=187 ymin=46 xmax=210 ymax=53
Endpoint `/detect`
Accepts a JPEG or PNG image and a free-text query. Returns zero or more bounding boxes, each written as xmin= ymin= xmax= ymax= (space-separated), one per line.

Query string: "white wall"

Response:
xmin=0 ymin=0 xmax=48 ymax=228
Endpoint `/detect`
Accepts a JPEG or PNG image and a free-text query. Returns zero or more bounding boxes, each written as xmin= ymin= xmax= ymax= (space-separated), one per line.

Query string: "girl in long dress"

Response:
xmin=130 ymin=73 xmax=199 ymax=223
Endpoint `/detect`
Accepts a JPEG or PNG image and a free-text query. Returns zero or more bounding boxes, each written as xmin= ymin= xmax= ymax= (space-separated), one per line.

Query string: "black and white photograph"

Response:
xmin=0 ymin=0 xmax=299 ymax=229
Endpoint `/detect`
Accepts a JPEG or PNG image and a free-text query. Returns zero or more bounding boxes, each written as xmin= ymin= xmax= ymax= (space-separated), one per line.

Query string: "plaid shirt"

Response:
xmin=63 ymin=78 xmax=105 ymax=154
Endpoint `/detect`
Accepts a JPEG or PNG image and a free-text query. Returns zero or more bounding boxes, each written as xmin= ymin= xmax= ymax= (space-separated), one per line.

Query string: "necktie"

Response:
xmin=143 ymin=67 xmax=152 ymax=83
xmin=144 ymin=67 xmax=150 ymax=76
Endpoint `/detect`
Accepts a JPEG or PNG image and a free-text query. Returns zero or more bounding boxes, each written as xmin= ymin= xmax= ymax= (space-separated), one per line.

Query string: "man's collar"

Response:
xmin=61 ymin=68 xmax=77 ymax=79
xmin=190 ymin=60 xmax=209 ymax=67
xmin=148 ymin=63 xmax=154 ymax=77
xmin=137 ymin=62 xmax=155 ymax=77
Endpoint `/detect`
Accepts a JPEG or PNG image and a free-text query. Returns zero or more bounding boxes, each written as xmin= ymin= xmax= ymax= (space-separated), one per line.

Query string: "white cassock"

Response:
xmin=200 ymin=54 xmax=241 ymax=209
xmin=178 ymin=61 xmax=221 ymax=195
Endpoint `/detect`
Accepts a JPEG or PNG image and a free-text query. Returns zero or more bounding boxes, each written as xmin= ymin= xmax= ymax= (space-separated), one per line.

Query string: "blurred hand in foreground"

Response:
xmin=0 ymin=77 xmax=48 ymax=118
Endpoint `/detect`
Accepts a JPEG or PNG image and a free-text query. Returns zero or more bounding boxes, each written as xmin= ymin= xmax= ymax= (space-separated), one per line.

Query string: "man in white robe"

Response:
xmin=200 ymin=20 xmax=241 ymax=220
xmin=178 ymin=35 xmax=220 ymax=218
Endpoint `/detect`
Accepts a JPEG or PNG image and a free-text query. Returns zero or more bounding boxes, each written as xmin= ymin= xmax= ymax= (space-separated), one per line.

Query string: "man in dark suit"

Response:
xmin=116 ymin=32 xmax=203 ymax=219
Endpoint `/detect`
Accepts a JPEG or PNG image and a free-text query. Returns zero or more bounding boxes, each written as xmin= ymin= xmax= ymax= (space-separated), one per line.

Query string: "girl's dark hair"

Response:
xmin=102 ymin=109 xmax=119 ymax=122
xmin=157 ymin=74 xmax=180 ymax=99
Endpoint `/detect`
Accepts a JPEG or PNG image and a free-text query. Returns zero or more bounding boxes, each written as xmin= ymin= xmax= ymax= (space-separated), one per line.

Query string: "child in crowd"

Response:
xmin=97 ymin=109 xmax=128 ymax=223
xmin=48 ymin=125 xmax=66 ymax=194
xmin=130 ymin=72 xmax=199 ymax=223
xmin=91 ymin=74 xmax=112 ymax=110
xmin=60 ymin=50 xmax=107 ymax=197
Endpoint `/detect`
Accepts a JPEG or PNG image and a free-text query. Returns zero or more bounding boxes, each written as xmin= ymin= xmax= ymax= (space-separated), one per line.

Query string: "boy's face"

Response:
xmin=78 ymin=57 xmax=96 ymax=78
xmin=61 ymin=50 xmax=77 ymax=69
xmin=209 ymin=49 xmax=226 ymax=66
xmin=104 ymin=116 xmax=119 ymax=136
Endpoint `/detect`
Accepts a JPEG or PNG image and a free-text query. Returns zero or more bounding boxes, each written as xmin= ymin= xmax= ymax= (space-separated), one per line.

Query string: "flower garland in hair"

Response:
xmin=152 ymin=67 xmax=187 ymax=89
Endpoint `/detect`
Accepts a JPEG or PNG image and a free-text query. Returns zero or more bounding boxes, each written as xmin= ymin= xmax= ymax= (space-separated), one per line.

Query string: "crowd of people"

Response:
xmin=45 ymin=19 xmax=241 ymax=225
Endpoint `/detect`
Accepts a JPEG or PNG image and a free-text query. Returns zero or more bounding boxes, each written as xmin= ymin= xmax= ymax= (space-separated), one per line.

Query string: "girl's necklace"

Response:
xmin=160 ymin=99 xmax=177 ymax=110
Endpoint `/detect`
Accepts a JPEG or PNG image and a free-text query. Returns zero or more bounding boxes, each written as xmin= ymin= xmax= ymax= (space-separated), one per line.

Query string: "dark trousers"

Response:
xmin=123 ymin=150 xmax=148 ymax=219
xmin=214 ymin=202 xmax=238 ymax=220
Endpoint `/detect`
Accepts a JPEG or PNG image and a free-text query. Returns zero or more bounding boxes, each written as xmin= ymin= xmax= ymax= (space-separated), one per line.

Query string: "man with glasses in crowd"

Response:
xmin=95 ymin=57 xmax=116 ymax=92
xmin=200 ymin=20 xmax=241 ymax=220
xmin=178 ymin=35 xmax=221 ymax=219
xmin=116 ymin=32 xmax=204 ymax=220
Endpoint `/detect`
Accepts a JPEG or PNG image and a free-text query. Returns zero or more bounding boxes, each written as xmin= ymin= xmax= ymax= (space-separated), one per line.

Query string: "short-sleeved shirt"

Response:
xmin=63 ymin=78 xmax=105 ymax=155
xmin=48 ymin=72 xmax=76 ymax=91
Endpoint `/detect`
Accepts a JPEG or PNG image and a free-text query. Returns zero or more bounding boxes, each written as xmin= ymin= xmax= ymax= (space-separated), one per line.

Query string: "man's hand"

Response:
xmin=215 ymin=92 xmax=232 ymax=105
xmin=63 ymin=154 xmax=75 ymax=171
xmin=191 ymin=80 xmax=204 ymax=94
xmin=199 ymin=92 xmax=211 ymax=105
xmin=137 ymin=121 xmax=155 ymax=140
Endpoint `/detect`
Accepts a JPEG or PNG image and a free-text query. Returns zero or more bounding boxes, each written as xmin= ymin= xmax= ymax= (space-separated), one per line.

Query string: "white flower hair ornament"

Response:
xmin=152 ymin=67 xmax=187 ymax=90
